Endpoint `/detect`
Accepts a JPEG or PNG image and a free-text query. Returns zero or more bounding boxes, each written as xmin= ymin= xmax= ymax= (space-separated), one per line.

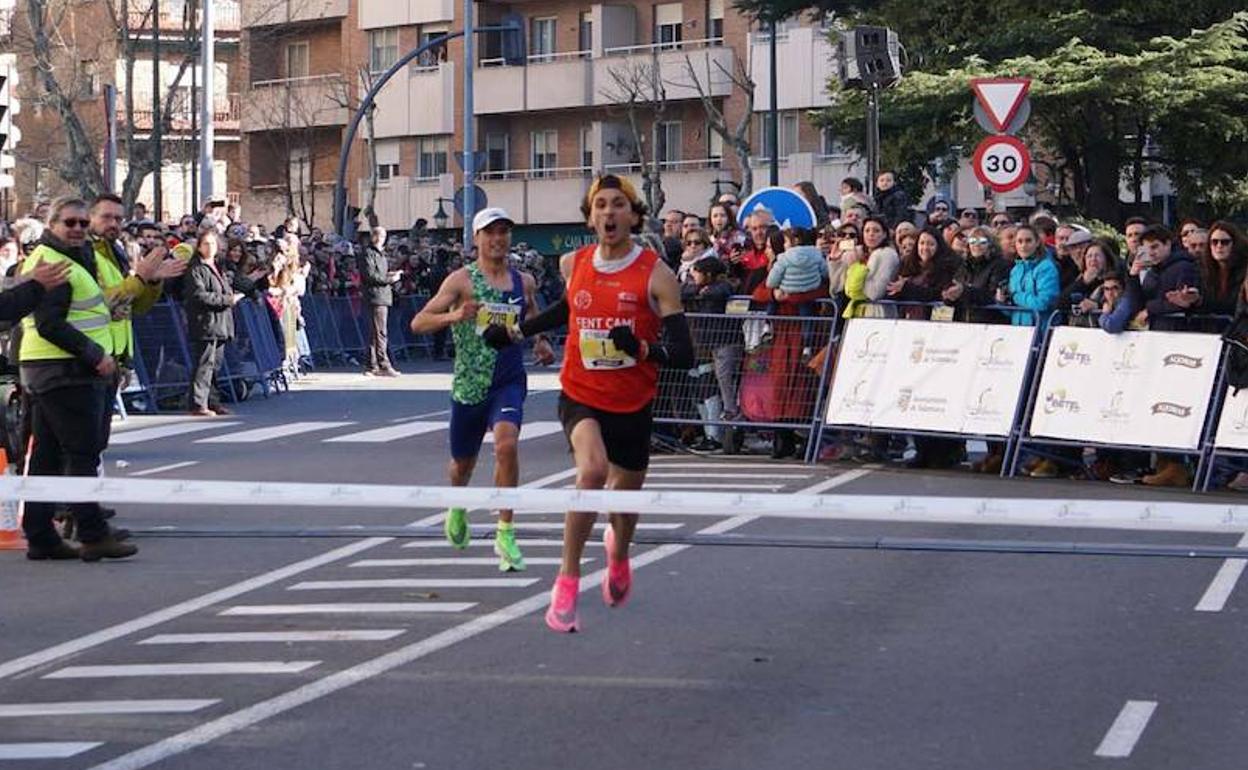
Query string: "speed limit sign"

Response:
xmin=972 ymin=135 xmax=1031 ymax=193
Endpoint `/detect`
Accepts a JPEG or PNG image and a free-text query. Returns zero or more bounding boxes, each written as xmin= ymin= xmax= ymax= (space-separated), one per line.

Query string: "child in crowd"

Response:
xmin=765 ymin=226 xmax=828 ymax=356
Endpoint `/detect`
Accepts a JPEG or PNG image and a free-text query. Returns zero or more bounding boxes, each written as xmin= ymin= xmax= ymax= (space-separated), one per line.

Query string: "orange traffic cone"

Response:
xmin=0 ymin=449 xmax=24 ymax=550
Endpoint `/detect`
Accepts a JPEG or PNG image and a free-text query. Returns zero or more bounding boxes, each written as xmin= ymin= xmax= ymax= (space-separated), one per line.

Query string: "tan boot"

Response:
xmin=79 ymin=535 xmax=138 ymax=562
xmin=1142 ymin=459 xmax=1191 ymax=488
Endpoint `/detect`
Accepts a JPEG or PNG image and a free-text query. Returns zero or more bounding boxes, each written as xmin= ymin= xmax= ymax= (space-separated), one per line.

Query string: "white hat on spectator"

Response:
xmin=473 ymin=207 xmax=514 ymax=233
xmin=1066 ymin=228 xmax=1094 ymax=247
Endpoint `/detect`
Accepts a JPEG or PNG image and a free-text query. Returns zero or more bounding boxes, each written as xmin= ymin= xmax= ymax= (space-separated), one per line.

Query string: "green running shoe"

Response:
xmin=494 ymin=523 xmax=526 ymax=572
xmin=444 ymin=507 xmax=470 ymax=550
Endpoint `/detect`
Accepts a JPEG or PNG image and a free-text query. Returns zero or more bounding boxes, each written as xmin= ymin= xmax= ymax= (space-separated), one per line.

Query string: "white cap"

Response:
xmin=472 ymin=207 xmax=514 ymax=233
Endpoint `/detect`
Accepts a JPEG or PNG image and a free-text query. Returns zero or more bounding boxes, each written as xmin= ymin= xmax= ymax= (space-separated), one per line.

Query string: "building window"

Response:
xmin=530 ymin=17 xmax=556 ymax=63
xmin=531 ymin=129 xmax=557 ymax=177
xmin=579 ymin=125 xmax=593 ymax=169
xmin=375 ymin=139 xmax=401 ymax=184
xmin=376 ymin=162 xmax=400 ymax=183
xmin=758 ymin=112 xmax=799 ymax=159
xmin=288 ymin=145 xmax=311 ymax=190
xmin=285 ymin=42 xmax=309 ymax=79
xmin=578 ymin=11 xmax=593 ymax=57
xmin=417 ymin=136 xmax=449 ymax=180
xmin=654 ymin=3 xmax=683 ymax=49
xmin=484 ymin=132 xmax=510 ymax=178
xmin=708 ymin=0 xmax=724 ymax=41
xmin=656 ymin=121 xmax=682 ymax=168
xmin=77 ymin=60 xmax=99 ymax=98
xmin=708 ymin=129 xmax=723 ymax=161
xmin=417 ymin=27 xmax=449 ymax=69
xmin=369 ymin=28 xmax=399 ymax=74
xmin=819 ymin=126 xmax=848 ymax=157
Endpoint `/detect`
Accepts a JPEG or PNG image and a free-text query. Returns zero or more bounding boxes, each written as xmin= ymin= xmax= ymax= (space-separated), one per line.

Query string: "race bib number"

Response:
xmin=475 ymin=302 xmax=521 ymax=335
xmin=578 ymin=329 xmax=636 ymax=370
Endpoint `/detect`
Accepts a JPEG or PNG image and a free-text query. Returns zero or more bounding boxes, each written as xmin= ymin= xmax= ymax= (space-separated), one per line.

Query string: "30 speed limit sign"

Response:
xmin=972 ymin=135 xmax=1031 ymax=193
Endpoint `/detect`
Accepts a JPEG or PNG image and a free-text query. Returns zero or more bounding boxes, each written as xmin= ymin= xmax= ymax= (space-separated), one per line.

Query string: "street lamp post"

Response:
xmin=433 ymin=197 xmax=453 ymax=232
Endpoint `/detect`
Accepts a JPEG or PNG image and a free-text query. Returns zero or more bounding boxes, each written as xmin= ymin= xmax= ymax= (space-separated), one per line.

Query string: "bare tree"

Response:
xmin=326 ymin=65 xmax=378 ymax=218
xmin=599 ymin=56 xmax=668 ymax=217
xmin=675 ymin=52 xmax=756 ymax=198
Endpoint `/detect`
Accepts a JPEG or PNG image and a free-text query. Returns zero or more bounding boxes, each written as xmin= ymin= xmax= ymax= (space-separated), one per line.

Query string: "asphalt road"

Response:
xmin=0 ymin=363 xmax=1245 ymax=769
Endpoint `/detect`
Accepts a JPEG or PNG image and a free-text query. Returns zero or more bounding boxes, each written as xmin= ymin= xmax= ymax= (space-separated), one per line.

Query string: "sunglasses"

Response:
xmin=967 ymin=237 xmax=990 ymax=245
xmin=58 ymin=218 xmax=90 ymax=228
xmin=934 ymin=207 xmax=948 ymax=212
xmin=1211 ymin=237 xmax=1233 ymax=246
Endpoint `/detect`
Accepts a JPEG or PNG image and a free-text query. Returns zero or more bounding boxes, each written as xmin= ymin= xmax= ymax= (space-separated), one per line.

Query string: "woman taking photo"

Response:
xmin=183 ymin=229 xmax=241 ymax=416
xmin=843 ymin=216 xmax=900 ymax=319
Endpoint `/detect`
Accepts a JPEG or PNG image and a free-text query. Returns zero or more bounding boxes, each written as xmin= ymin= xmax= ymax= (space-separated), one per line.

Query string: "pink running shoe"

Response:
xmin=545 ymin=574 xmax=580 ymax=633
xmin=602 ymin=524 xmax=632 ymax=608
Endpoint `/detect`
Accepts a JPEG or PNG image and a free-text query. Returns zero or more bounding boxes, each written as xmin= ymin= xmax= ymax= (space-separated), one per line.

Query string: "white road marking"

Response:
xmin=196 ymin=421 xmax=354 ymax=444
xmin=219 ymin=603 xmax=475 ymax=616
xmin=129 ymin=461 xmax=200 ymax=477
xmin=483 ymin=421 xmax=564 ymax=443
xmin=389 ymin=409 xmax=450 ymax=423
xmin=288 ymin=578 xmax=539 ymax=590
xmin=80 ymin=519 xmax=738 ymax=770
xmin=499 ymin=522 xmax=683 ymax=531
xmin=643 ymin=483 xmax=787 ymax=490
xmin=0 ymin=537 xmax=391 ymax=681
xmin=1095 ymin=700 xmax=1157 ymax=758
xmin=324 ymin=421 xmax=447 ymax=444
xmin=108 ymin=422 xmax=241 ymax=446
xmin=646 ymin=473 xmax=810 ymax=479
xmin=1195 ymin=533 xmax=1248 ymax=612
xmin=402 ymin=538 xmax=566 ymax=549
xmin=0 ymin=700 xmax=218 ymax=717
xmin=352 ymin=557 xmax=587 ymax=568
xmin=0 ymin=743 xmax=102 ymax=759
xmin=138 ymin=631 xmax=405 ymax=645
xmin=646 ymin=461 xmax=813 ymax=470
xmin=801 ymin=469 xmax=873 ymax=494
xmin=45 ymin=662 xmax=320 ymax=679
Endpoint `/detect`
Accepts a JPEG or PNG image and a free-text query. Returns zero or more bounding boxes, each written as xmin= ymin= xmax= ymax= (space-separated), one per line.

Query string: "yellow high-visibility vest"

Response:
xmin=19 ymin=244 xmax=114 ymax=362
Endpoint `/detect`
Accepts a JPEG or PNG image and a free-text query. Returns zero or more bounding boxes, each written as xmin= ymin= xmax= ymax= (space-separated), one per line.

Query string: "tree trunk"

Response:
xmin=1082 ymin=111 xmax=1122 ymax=224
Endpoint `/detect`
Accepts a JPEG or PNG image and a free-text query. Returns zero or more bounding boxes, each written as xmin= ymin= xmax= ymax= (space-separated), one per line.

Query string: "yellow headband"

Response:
xmin=585 ymin=175 xmax=641 ymax=210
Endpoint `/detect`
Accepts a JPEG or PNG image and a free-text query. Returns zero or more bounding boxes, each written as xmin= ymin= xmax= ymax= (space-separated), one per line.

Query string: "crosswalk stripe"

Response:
xmin=109 ymin=421 xmax=242 ymax=446
xmin=138 ymin=631 xmax=405 ymax=645
xmin=646 ymin=461 xmax=812 ymax=470
xmin=484 ymin=421 xmax=564 ymax=443
xmin=288 ymin=578 xmax=539 ymax=590
xmin=218 ymin=603 xmax=475 ymax=616
xmin=645 ymin=473 xmax=810 ymax=479
xmin=0 ymin=700 xmax=218 ymax=717
xmin=324 ymin=421 xmax=448 ymax=443
xmin=196 ymin=421 xmax=354 ymax=444
xmin=352 ymin=557 xmax=588 ymax=568
xmin=44 ymin=662 xmax=320 ymax=679
xmin=402 ymin=538 xmax=566 ymax=549
xmin=0 ymin=743 xmax=102 ymax=759
xmin=643 ymin=483 xmax=786 ymax=490
xmin=490 ymin=522 xmax=682 ymax=531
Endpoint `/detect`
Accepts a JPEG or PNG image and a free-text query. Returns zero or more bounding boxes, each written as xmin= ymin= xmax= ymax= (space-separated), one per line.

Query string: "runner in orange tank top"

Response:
xmin=484 ymin=175 xmax=695 ymax=633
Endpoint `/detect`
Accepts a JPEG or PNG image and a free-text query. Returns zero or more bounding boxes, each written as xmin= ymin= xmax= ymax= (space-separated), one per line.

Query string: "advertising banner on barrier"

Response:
xmin=1214 ymin=386 xmax=1248 ymax=450
xmin=826 ymin=318 xmax=1034 ymax=436
xmin=1027 ymin=327 xmax=1222 ymax=451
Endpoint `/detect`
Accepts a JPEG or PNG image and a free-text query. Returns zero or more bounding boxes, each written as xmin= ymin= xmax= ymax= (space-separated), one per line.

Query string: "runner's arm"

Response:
xmin=410 ymin=270 xmax=472 ymax=334
xmin=608 ymin=261 xmax=694 ymax=369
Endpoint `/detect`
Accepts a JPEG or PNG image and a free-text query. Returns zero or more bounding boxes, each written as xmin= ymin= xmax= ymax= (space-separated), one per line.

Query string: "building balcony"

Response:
xmin=242 ymin=74 xmax=348 ymax=133
xmin=748 ymin=26 xmax=837 ymax=112
xmin=359 ymin=0 xmax=453 ymax=29
xmin=126 ymin=0 xmax=241 ymax=34
xmin=363 ymin=175 xmax=451 ymax=231
xmin=373 ymin=61 xmax=455 ymax=138
xmin=474 ymin=38 xmax=734 ymax=115
xmin=241 ymin=0 xmax=347 ymax=28
xmin=118 ymin=93 xmax=241 ymax=132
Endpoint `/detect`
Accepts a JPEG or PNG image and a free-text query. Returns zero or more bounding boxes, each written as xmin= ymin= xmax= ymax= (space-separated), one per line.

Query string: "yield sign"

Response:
xmin=970 ymin=78 xmax=1031 ymax=133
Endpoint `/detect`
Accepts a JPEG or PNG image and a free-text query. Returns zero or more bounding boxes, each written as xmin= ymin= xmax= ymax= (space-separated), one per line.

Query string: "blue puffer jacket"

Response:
xmin=1007 ymin=254 xmax=1060 ymax=327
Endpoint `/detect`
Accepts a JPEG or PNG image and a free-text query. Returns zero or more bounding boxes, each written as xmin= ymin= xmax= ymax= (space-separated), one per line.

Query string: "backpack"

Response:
xmin=1222 ymin=312 xmax=1248 ymax=395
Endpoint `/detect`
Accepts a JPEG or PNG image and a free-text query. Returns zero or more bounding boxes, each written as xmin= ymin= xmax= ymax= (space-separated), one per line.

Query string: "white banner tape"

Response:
xmin=3 ymin=476 xmax=1248 ymax=535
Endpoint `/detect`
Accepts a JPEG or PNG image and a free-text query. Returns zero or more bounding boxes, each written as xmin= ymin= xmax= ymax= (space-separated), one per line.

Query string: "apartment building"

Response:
xmin=6 ymin=0 xmax=243 ymax=220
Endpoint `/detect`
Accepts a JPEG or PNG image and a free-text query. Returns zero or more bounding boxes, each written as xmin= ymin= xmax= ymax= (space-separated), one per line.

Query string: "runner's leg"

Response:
xmin=490 ymin=420 xmax=519 ymax=524
xmin=559 ymin=417 xmax=609 ymax=578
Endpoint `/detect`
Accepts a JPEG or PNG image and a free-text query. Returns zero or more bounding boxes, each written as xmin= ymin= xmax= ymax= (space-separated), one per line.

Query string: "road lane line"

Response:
xmin=641 ymin=483 xmax=787 ymax=490
xmin=645 ymin=473 xmax=811 ymax=479
xmin=402 ymin=538 xmax=566 ymax=549
xmin=0 ymin=537 xmax=391 ymax=681
xmin=506 ymin=522 xmax=683 ymax=531
xmin=1095 ymin=700 xmax=1157 ymax=758
xmin=288 ymin=578 xmax=539 ymax=590
xmin=0 ymin=700 xmax=218 ymax=717
xmin=219 ymin=603 xmax=475 ymax=616
xmin=197 ymin=421 xmax=353 ymax=443
xmin=324 ymin=421 xmax=448 ymax=443
xmin=1195 ymin=533 xmax=1248 ymax=612
xmin=45 ymin=662 xmax=320 ymax=679
xmin=645 ymin=462 xmax=813 ymax=470
xmin=129 ymin=461 xmax=200 ymax=477
xmin=351 ymin=557 xmax=586 ymax=567
xmin=0 ymin=743 xmax=102 ymax=759
xmin=484 ymin=421 xmax=564 ymax=443
xmin=108 ymin=422 xmax=241 ymax=446
xmin=138 ymin=631 xmax=405 ymax=645
xmin=82 ymin=474 xmax=863 ymax=770
xmin=389 ymin=409 xmax=450 ymax=423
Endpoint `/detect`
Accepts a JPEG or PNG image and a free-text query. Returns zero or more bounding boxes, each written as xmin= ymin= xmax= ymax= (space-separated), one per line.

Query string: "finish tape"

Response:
xmin=3 ymin=476 xmax=1248 ymax=535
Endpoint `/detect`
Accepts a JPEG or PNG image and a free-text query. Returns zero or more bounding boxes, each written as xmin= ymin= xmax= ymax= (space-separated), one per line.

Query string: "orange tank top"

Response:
xmin=560 ymin=244 xmax=663 ymax=413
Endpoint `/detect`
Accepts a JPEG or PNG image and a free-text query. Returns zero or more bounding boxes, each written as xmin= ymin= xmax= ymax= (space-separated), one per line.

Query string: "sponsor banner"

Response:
xmin=826 ymin=318 xmax=1034 ymax=437
xmin=1214 ymin=385 xmax=1248 ymax=450
xmin=1028 ymin=327 xmax=1221 ymax=451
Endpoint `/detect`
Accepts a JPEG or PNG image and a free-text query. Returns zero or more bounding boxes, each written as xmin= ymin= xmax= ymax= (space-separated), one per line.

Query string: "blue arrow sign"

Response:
xmin=736 ymin=186 xmax=817 ymax=230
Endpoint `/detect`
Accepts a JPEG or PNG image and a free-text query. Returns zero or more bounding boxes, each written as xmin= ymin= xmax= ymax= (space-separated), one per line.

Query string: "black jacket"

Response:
xmin=1140 ymin=247 xmax=1201 ymax=331
xmin=183 ymin=257 xmax=235 ymax=341
xmin=358 ymin=246 xmax=393 ymax=306
xmin=950 ymin=254 xmax=1012 ymax=323
xmin=875 ymin=186 xmax=911 ymax=229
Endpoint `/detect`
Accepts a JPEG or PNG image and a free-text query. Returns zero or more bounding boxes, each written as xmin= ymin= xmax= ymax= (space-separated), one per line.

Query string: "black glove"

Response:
xmin=608 ymin=325 xmax=642 ymax=358
xmin=481 ymin=324 xmax=513 ymax=350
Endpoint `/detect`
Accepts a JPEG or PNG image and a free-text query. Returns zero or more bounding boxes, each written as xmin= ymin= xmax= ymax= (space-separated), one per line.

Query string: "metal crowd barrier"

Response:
xmin=300 ymin=293 xmax=437 ymax=367
xmin=652 ymin=297 xmax=841 ymax=463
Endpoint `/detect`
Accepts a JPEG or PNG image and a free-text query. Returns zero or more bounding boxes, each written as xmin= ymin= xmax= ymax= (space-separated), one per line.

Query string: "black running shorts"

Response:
xmin=557 ymin=392 xmax=654 ymax=472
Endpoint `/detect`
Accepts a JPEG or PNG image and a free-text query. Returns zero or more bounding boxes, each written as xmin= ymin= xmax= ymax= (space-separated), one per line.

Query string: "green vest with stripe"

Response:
xmin=91 ymin=240 xmax=132 ymax=358
xmin=19 ymin=244 xmax=115 ymax=362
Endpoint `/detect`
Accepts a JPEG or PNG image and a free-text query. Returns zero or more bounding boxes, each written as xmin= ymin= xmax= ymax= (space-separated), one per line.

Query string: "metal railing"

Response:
xmin=116 ymin=93 xmax=240 ymax=131
xmin=603 ymin=37 xmax=726 ymax=57
xmin=250 ymin=73 xmax=343 ymax=90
